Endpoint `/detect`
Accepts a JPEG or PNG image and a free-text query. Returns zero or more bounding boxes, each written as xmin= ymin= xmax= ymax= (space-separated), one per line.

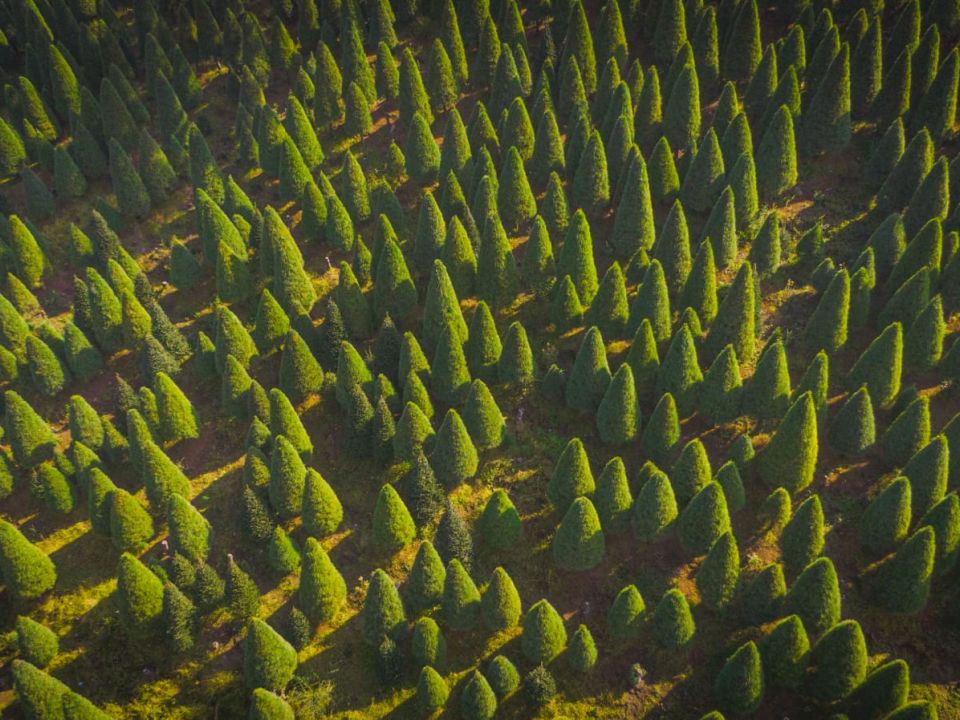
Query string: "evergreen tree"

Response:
xmin=5 ymin=390 xmax=56 ymax=468
xmin=631 ymin=466 xmax=679 ymax=543
xmin=846 ymin=322 xmax=902 ymax=408
xmin=302 ymin=469 xmax=343 ymax=537
xmin=361 ymin=568 xmax=406 ymax=646
xmin=479 ymin=565 xmax=522 ymax=631
xmin=663 ymin=65 xmax=700 ymax=151
xmin=805 ymin=268 xmax=849 ymax=353
xmin=432 ymin=409 xmax=478 ymax=487
xmin=521 ymin=598 xmax=567 ymax=663
xmin=715 ymin=641 xmax=764 ymax=715
xmin=700 ymin=345 xmax=742 ymax=424
xmin=652 ymin=588 xmax=695 ymax=649
xmin=807 ymin=619 xmax=868 ymax=704
xmin=406 ymin=540 xmax=446 ymax=612
xmin=0 ymin=519 xmax=57 ymax=599
xmin=372 ymin=484 xmax=416 ymax=552
xmin=116 ymin=552 xmax=164 ymax=638
xmin=878 ymin=129 xmax=934 ymax=215
xmin=783 ymin=556 xmax=841 ymax=636
xmin=780 ymin=495 xmax=825 ymax=576
xmin=828 ymin=386 xmax=875 ymax=455
xmin=882 ymin=395 xmax=931 ymax=468
xmin=552 ymin=497 xmax=605 ymax=571
xmin=299 ymin=537 xmax=346 ymax=626
xmin=860 ymin=476 xmax=912 ymax=555
xmin=724 ymin=0 xmax=762 ymax=80
xmin=243 ymin=618 xmax=297 ymax=692
xmin=656 ymin=324 xmax=702 ymax=416
xmin=758 ymin=391 xmax=818 ymax=493
xmin=697 ymin=531 xmax=740 ymax=611
xmin=679 ymin=482 xmax=731 ymax=555
xmin=411 ymin=616 xmax=446 ymax=670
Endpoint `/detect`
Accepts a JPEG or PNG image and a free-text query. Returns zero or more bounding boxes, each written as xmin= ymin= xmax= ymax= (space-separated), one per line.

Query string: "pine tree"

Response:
xmin=4 ymin=390 xmax=56 ymax=468
xmin=360 ymin=568 xmax=406 ymax=646
xmin=268 ymin=434 xmax=306 ymax=519
xmin=699 ymin=345 xmax=742 ymax=424
xmin=243 ymin=618 xmax=297 ymax=691
xmin=715 ymin=640 xmax=764 ymax=715
xmin=302 ymin=469 xmax=342 ymax=537
xmin=565 ymin=327 xmax=611 ymax=413
xmin=758 ymin=391 xmax=818 ymax=493
xmin=299 ymin=537 xmax=347 ymax=626
xmin=882 ymin=395 xmax=931 ymax=468
xmin=860 ymin=476 xmax=912 ymax=555
xmin=314 ymin=41 xmax=343 ymax=129
xmin=552 ymin=497 xmax=605 ymax=571
xmin=374 ymin=238 xmax=417 ymax=324
xmin=653 ymin=588 xmax=695 ymax=649
xmin=783 ymin=556 xmax=841 ymax=636
xmin=411 ymin=616 xmax=446 ymax=670
xmin=372 ymin=484 xmax=416 ymax=552
xmin=656 ymin=325 xmax=702 ymax=416
xmin=463 ymin=379 xmax=505 ymax=450
xmin=521 ymin=598 xmax=567 ymax=663
xmin=846 ymin=322 xmax=902 ymax=408
xmin=724 ymin=0 xmax=762 ymax=80
xmin=596 ymin=364 xmax=639 ymax=445
xmin=572 ymin=130 xmax=610 ymax=216
xmin=845 ymin=659 xmax=911 ymax=720
xmin=663 ymin=65 xmax=700 ymax=152
xmin=878 ymin=129 xmax=934 ymax=215
xmin=116 ymin=552 xmax=164 ymax=638
xmin=807 ymin=619 xmax=868 ymax=704
xmin=697 ymin=530 xmax=740 ymax=611
xmin=0 ymin=519 xmax=56 ymax=599
xmin=828 ymin=384 xmax=875 ymax=455
xmin=12 ymin=660 xmax=70 ymax=719
xmin=655 ymin=0 xmax=687 ymax=65
xmin=912 ymin=47 xmax=959 ymax=140
xmin=249 ymin=688 xmax=294 ymax=720
xmin=0 ymin=116 xmax=26 ymax=176
xmin=441 ymin=558 xmax=480 ymax=630
xmin=628 ymin=464 xmax=677 ymax=538
xmin=679 ymin=481 xmax=731 ymax=555
xmin=640 ymin=392 xmax=681 ymax=465
xmin=780 ymin=495 xmax=825 ymax=577
xmin=480 ymin=565 xmax=522 ymax=631
xmin=407 ymin=541 xmax=446 ymax=612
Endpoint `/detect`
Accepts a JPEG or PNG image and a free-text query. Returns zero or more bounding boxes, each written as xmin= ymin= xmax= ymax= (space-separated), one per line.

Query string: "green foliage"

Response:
xmin=168 ymin=494 xmax=210 ymax=562
xmin=845 ymin=659 xmax=911 ymax=720
xmin=780 ymin=495 xmax=825 ymax=576
xmin=116 ymin=552 xmax=163 ymax=638
xmin=715 ymin=641 xmax=764 ymax=715
xmin=784 ymin=556 xmax=841 ymax=636
xmin=847 ymin=322 xmax=902 ymax=408
xmin=679 ymin=482 xmax=731 ymax=555
xmin=442 ymin=558 xmax=480 ymax=631
xmin=480 ymin=566 xmax=522 ymax=631
xmin=828 ymin=386 xmax=875 ymax=455
xmin=653 ymin=588 xmax=695 ymax=649
xmin=565 ymin=327 xmax=611 ymax=413
xmin=372 ymin=484 xmax=416 ymax=552
xmin=807 ymin=619 xmax=867 ymax=704
xmin=11 ymin=659 xmax=69 ymax=720
xmin=406 ymin=541 xmax=446 ymax=612
xmin=552 ymin=497 xmax=605 ymax=571
xmin=522 ymin=598 xmax=567 ymax=664
xmin=243 ymin=618 xmax=297 ymax=692
xmin=361 ymin=568 xmax=406 ymax=646
xmin=299 ymin=537 xmax=346 ymax=626
xmin=758 ymin=392 xmax=819 ymax=493
xmin=873 ymin=525 xmax=935 ymax=614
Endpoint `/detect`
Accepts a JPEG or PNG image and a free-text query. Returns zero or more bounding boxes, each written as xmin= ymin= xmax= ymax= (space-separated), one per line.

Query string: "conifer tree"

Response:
xmin=878 ymin=129 xmax=933 ymax=215
xmin=299 ymin=537 xmax=346 ymax=626
xmin=565 ymin=326 xmax=611 ymax=413
xmin=631 ymin=467 xmax=678 ymax=542
xmin=846 ymin=322 xmax=902 ymax=408
xmin=807 ymin=619 xmax=868 ymax=704
xmin=372 ymin=484 xmax=416 ymax=552
xmin=521 ymin=598 xmax=567 ymax=663
xmin=656 ymin=325 xmax=702 ymax=416
xmin=845 ymin=659 xmax=911 ymax=720
xmin=679 ymin=481 xmax=731 ymax=555
xmin=758 ymin=392 xmax=818 ymax=493
xmin=5 ymin=390 xmax=56 ymax=468
xmin=861 ymin=476 xmax=912 ymax=555
xmin=360 ymin=568 xmax=406 ymax=646
xmin=882 ymin=395 xmax=931 ymax=468
xmin=440 ymin=557 xmax=480 ymax=631
xmin=411 ymin=616 xmax=446 ymax=670
xmin=552 ymin=497 xmax=605 ymax=571
xmin=0 ymin=519 xmax=57 ymax=599
xmin=780 ymin=494 xmax=825 ymax=577
xmin=700 ymin=345 xmax=742 ymax=424
xmin=655 ymin=0 xmax=687 ymax=65
xmin=828 ymin=382 xmax=875 ymax=455
xmin=302 ymin=469 xmax=343 ymax=537
xmin=116 ymin=552 xmax=163 ymax=638
xmin=652 ymin=588 xmax=695 ymax=649
xmin=243 ymin=618 xmax=297 ymax=691
xmin=406 ymin=540 xmax=446 ymax=612
xmin=872 ymin=523 xmax=936 ymax=615
xmin=697 ymin=531 xmax=740 ymax=611
xmin=268 ymin=434 xmax=306 ymax=519
xmin=783 ymin=556 xmax=841 ymax=635
xmin=912 ymin=47 xmax=958 ymax=140
xmin=664 ymin=65 xmax=700 ymax=152
xmin=724 ymin=0 xmax=762 ymax=80
xmin=155 ymin=372 xmax=198 ymax=444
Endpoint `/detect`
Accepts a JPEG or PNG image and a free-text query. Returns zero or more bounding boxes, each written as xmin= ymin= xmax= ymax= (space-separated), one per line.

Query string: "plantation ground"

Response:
xmin=2 ymin=1 xmax=960 ymax=719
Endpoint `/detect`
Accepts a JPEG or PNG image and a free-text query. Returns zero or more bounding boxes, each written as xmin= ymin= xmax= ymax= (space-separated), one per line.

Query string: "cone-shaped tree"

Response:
xmin=847 ymin=322 xmax=902 ymax=408
xmin=411 ymin=616 xmax=446 ymax=670
xmin=705 ymin=263 xmax=755 ymax=364
xmin=432 ymin=409 xmax=478 ymax=487
xmin=0 ymin=519 xmax=56 ymax=599
xmin=653 ymin=588 xmax=695 ymax=649
xmin=373 ymin=484 xmax=416 ymax=552
xmin=116 ymin=552 xmax=163 ymax=638
xmin=672 ymin=438 xmax=712 ymax=506
xmin=480 ymin=565 xmax=522 ymax=631
xmin=641 ymin=392 xmax=681 ymax=465
xmin=552 ymin=497 xmax=605 ymax=571
xmin=784 ymin=556 xmax=841 ymax=636
xmin=697 ymin=530 xmax=740 ymax=611
xmin=679 ymin=482 xmax=731 ymax=555
xmin=757 ymin=106 xmax=797 ymax=198
xmin=556 ymin=209 xmax=599 ymax=306
xmin=498 ymin=146 xmax=536 ymax=231
xmin=464 ymin=302 xmax=501 ymax=382
xmin=442 ymin=558 xmax=481 ymax=630
xmin=829 ymin=385 xmax=875 ymax=455
xmin=873 ymin=525 xmax=935 ymax=614
xmin=758 ymin=392 xmax=818 ymax=493
xmin=596 ymin=364 xmax=639 ymax=445
xmin=861 ymin=476 xmax=912 ymax=554
xmin=361 ymin=568 xmax=406 ymax=646
xmin=406 ymin=541 xmax=446 ymax=612
xmin=845 ymin=659 xmax=911 ymax=720
xmin=478 ymin=489 xmax=522 ymax=550
xmin=463 ymin=380 xmax=505 ymax=450
xmin=880 ymin=396 xmax=930 ymax=466
xmin=299 ymin=537 xmax=347 ymax=626
xmin=243 ymin=618 xmax=297 ymax=691
xmin=780 ymin=495 xmax=825 ymax=576
xmin=807 ymin=619 xmax=867 ymax=704
xmin=548 ymin=437 xmax=595 ymax=513
xmin=878 ymin=129 xmax=934 ymax=215
xmin=699 ymin=345 xmax=742 ymax=424
xmin=715 ymin=641 xmax=764 ymax=715
xmin=904 ymin=435 xmax=949 ymax=520
xmin=5 ymin=390 xmax=56 ymax=469
xmin=167 ymin=494 xmax=210 ymax=562
xmin=912 ymin=47 xmax=959 ymax=140
xmin=302 ymin=469 xmax=343 ymax=537
xmin=522 ymin=599 xmax=567 ymax=663
xmin=632 ymin=468 xmax=679 ymax=542
xmin=476 ymin=214 xmax=520 ymax=309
